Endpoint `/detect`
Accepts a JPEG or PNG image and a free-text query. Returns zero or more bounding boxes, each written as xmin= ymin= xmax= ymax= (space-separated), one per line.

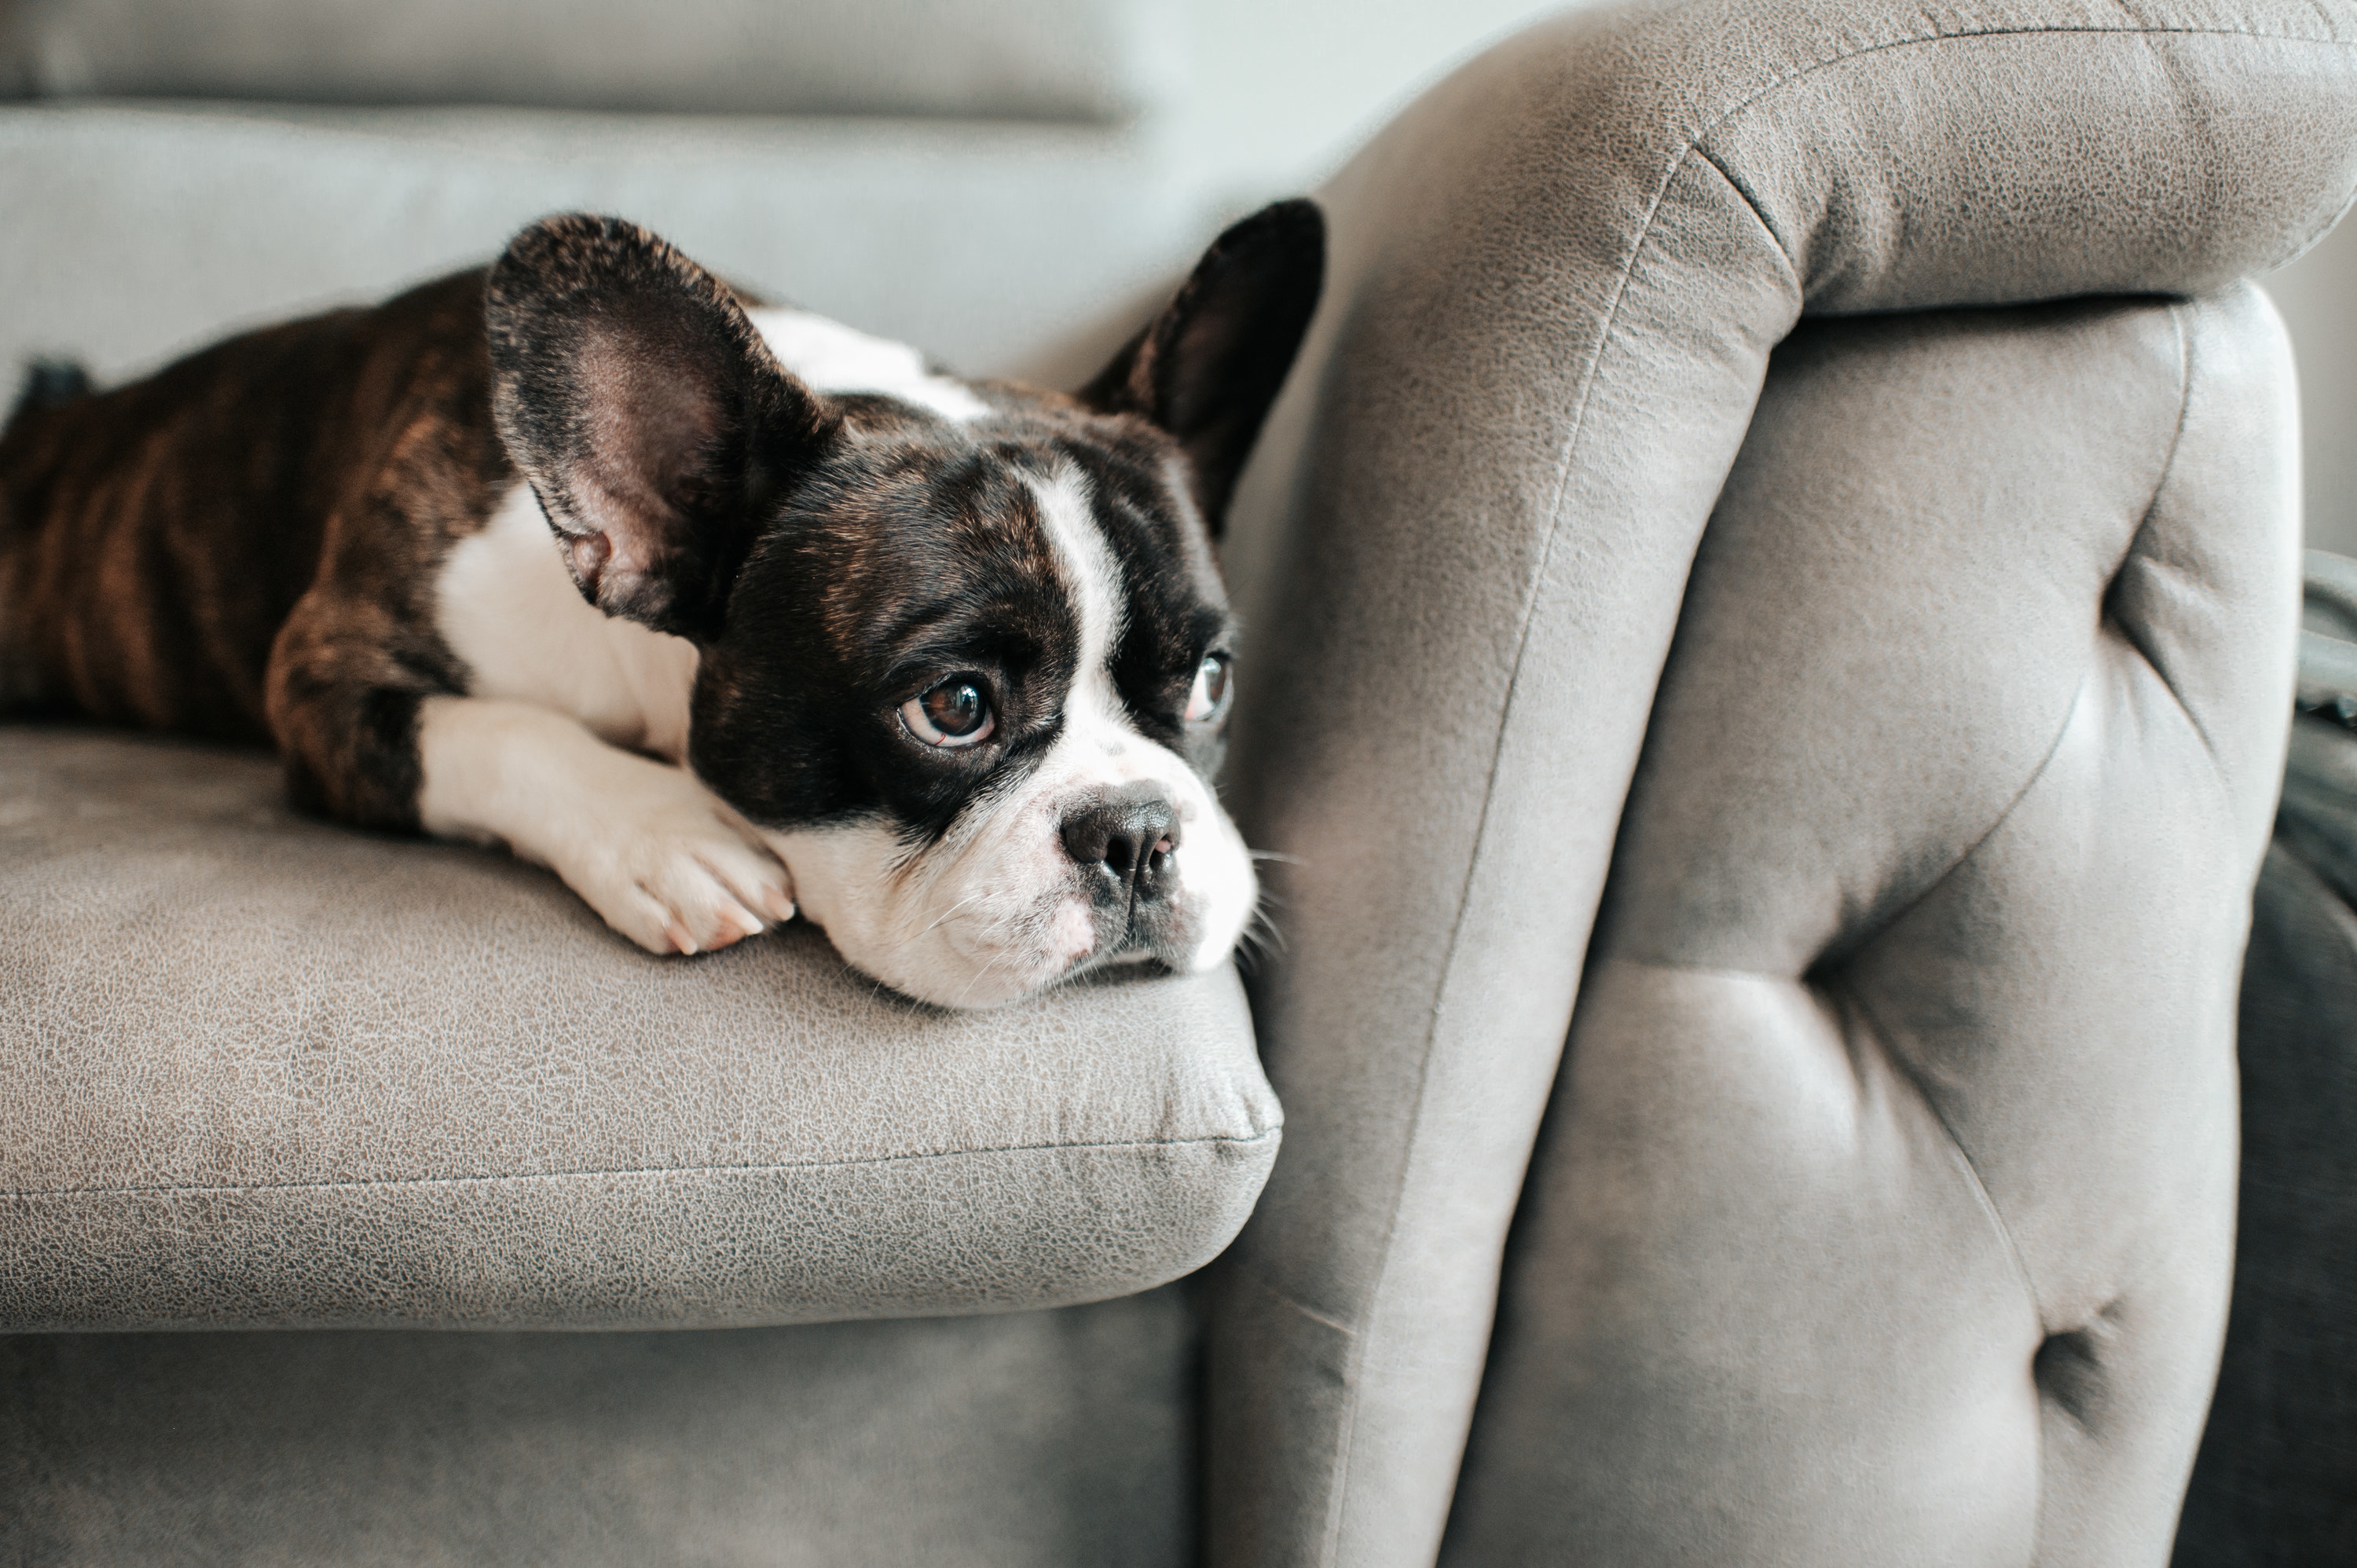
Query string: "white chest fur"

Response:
xmin=435 ymin=484 xmax=700 ymax=761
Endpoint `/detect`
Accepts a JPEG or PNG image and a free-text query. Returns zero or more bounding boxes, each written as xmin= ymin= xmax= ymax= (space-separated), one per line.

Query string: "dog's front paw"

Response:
xmin=415 ymin=698 xmax=797 ymax=955
xmin=558 ymin=793 xmax=797 ymax=957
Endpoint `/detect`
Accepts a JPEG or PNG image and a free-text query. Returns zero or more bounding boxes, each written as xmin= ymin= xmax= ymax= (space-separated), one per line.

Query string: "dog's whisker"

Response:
xmin=907 ymin=891 xmax=989 ymax=944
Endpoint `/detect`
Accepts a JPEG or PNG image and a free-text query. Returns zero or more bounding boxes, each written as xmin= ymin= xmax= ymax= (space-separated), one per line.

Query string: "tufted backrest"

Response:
xmin=1211 ymin=0 xmax=2355 ymax=1563
xmin=1442 ymin=288 xmax=2297 ymax=1564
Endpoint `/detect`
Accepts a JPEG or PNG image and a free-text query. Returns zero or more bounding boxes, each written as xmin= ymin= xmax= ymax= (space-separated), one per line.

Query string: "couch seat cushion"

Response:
xmin=0 ymin=727 xmax=1279 ymax=1331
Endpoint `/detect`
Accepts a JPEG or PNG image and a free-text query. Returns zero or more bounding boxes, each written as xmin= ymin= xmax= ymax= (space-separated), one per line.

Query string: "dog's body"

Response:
xmin=0 ymin=207 xmax=1322 ymax=1007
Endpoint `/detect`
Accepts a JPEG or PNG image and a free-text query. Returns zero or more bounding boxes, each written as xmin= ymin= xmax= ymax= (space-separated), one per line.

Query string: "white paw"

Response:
xmin=557 ymin=787 xmax=797 ymax=955
xmin=416 ymin=698 xmax=796 ymax=957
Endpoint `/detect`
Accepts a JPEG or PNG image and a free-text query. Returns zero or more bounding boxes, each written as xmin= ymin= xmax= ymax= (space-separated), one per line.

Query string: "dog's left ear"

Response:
xmin=485 ymin=214 xmax=839 ymax=643
xmin=1079 ymin=199 xmax=1325 ymax=534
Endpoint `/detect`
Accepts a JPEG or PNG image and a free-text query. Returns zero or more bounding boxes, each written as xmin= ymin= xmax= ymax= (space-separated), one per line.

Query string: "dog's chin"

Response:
xmin=816 ymin=906 xmax=1239 ymax=1013
xmin=758 ymin=819 xmax=1257 ymax=1012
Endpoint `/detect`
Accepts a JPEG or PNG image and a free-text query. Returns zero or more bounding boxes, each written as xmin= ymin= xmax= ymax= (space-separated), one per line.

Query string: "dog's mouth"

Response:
xmin=755 ymin=768 xmax=1259 ymax=1009
xmin=1060 ymin=943 xmax=1177 ymax=985
xmin=1096 ymin=896 xmax=1203 ymax=975
xmin=1061 ymin=904 xmax=1201 ymax=980
xmin=933 ymin=882 xmax=1205 ymax=995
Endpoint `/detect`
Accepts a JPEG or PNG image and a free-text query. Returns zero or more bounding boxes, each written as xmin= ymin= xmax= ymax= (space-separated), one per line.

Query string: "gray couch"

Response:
xmin=3 ymin=1 xmax=2353 ymax=1563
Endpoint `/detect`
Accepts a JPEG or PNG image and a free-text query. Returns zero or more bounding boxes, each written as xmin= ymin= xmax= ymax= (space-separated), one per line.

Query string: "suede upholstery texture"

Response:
xmin=1214 ymin=2 xmax=2344 ymax=1563
xmin=0 ymin=731 xmax=1280 ymax=1331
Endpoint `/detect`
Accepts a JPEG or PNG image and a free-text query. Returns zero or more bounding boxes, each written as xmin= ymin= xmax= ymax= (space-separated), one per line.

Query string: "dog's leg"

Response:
xmin=415 ymin=694 xmax=796 ymax=955
xmin=267 ymin=584 xmax=791 ymax=956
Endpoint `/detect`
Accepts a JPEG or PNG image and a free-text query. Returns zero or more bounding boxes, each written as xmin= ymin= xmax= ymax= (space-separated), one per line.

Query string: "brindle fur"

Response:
xmin=0 ymin=271 xmax=501 ymax=826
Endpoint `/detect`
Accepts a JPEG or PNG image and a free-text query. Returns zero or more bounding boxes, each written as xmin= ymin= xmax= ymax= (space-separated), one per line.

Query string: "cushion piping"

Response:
xmin=3 ymin=1125 xmax=1284 ymax=1202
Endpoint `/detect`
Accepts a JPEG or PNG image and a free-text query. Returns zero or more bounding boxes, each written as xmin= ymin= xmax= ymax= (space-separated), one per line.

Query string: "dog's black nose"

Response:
xmin=1061 ymin=787 xmax=1180 ymax=904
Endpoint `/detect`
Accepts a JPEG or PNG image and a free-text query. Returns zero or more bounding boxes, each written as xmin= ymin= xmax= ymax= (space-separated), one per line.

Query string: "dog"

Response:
xmin=0 ymin=203 xmax=1323 ymax=1008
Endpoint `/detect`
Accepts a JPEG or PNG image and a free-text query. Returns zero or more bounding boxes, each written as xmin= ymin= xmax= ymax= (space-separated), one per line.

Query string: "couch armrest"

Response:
xmin=1211 ymin=1 xmax=2354 ymax=1562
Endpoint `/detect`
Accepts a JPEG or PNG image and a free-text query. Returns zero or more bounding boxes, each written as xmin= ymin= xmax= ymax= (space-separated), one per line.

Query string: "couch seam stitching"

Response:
xmin=1599 ymin=650 xmax=2104 ymax=1321
xmin=1831 ymin=671 xmax=2093 ymax=978
xmin=1787 ymin=662 xmax=2094 ymax=1331
xmin=0 ymin=1126 xmax=1283 ymax=1203
xmin=1230 ymin=1260 xmax=1360 ymax=1339
xmin=1318 ymin=133 xmax=1794 ymax=1568
xmin=1846 ymin=984 xmax=2047 ymax=1325
xmin=1691 ymin=143 xmax=1787 ymax=260
xmin=1601 ymin=637 xmax=2073 ymax=990
xmin=1837 ymin=975 xmax=2056 ymax=1537
xmin=1695 ymin=22 xmax=2353 ymax=157
xmin=1313 ymin=109 xmax=1714 ymax=1568
xmin=2105 ymin=298 xmax=2234 ymax=788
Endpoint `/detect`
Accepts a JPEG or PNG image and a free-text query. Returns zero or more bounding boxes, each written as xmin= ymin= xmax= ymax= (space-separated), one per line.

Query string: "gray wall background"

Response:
xmin=2268 ymin=215 xmax=2357 ymax=558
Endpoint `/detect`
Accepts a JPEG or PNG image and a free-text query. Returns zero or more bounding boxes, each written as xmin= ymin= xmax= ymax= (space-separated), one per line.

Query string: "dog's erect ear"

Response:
xmin=1078 ymin=199 xmax=1325 ymax=535
xmin=485 ymin=214 xmax=837 ymax=642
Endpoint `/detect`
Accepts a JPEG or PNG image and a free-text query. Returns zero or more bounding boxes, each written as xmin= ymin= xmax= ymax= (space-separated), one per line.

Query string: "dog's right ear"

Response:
xmin=485 ymin=214 xmax=838 ymax=643
xmin=1077 ymin=199 xmax=1325 ymax=534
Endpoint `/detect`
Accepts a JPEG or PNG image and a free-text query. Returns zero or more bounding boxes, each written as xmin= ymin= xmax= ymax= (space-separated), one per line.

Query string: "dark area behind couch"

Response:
xmin=2175 ymin=713 xmax=2357 ymax=1565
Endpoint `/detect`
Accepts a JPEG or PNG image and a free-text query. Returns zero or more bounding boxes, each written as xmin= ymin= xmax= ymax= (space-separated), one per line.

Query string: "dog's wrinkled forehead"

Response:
xmin=804 ymin=431 xmax=1072 ymax=664
xmin=783 ymin=406 xmax=1226 ymax=693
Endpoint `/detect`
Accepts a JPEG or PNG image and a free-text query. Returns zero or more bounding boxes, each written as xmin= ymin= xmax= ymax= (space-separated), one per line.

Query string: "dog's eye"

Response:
xmin=901 ymin=677 xmax=995 ymax=749
xmin=1184 ymin=654 xmax=1232 ymax=724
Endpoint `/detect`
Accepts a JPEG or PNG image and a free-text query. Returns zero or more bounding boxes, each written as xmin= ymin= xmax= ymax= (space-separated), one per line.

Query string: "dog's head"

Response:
xmin=483 ymin=207 xmax=1322 ymax=1007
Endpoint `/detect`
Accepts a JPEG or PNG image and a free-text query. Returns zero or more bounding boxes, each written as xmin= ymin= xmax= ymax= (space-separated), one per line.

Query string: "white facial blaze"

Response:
xmin=1029 ymin=464 xmax=1127 ymax=712
xmin=764 ymin=464 xmax=1259 ymax=1009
